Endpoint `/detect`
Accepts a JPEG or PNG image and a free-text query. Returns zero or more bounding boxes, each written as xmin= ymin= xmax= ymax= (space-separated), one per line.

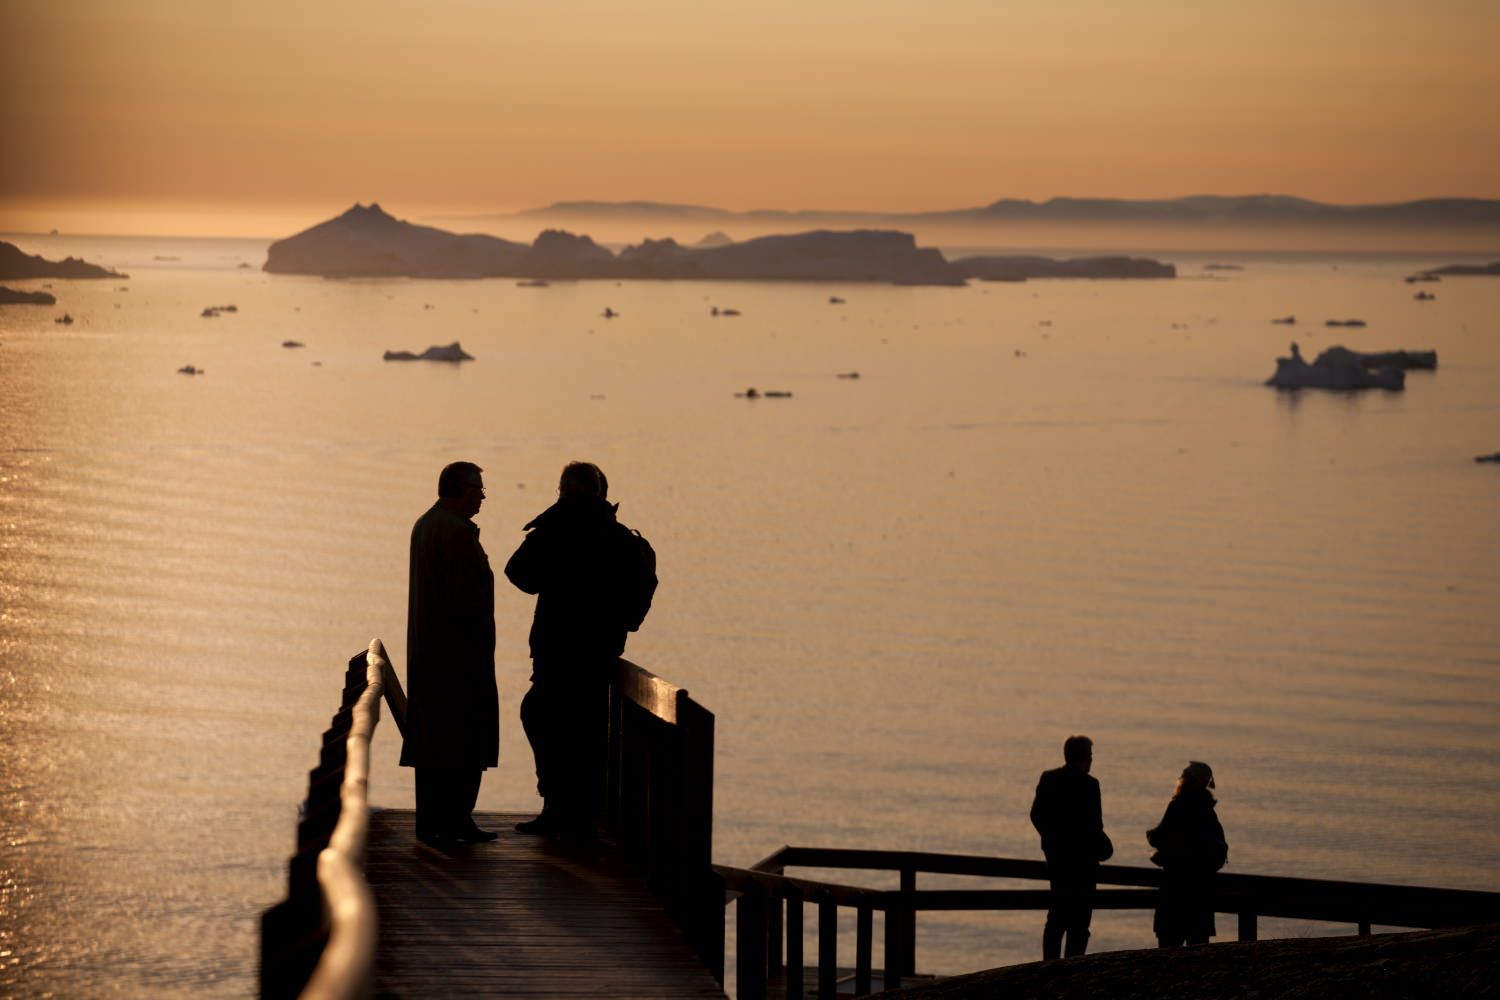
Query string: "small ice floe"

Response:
xmin=735 ymin=387 xmax=793 ymax=399
xmin=836 ymin=371 xmax=860 ymax=379
xmin=1324 ymin=318 xmax=1366 ymax=327
xmin=201 ymin=304 xmax=237 ymax=317
xmin=711 ymin=307 xmax=741 ymax=316
xmin=55 ymin=313 xmax=73 ymax=324
xmin=1475 ymin=452 xmax=1500 ymax=464
xmin=177 ymin=364 xmax=204 ymax=375
xmin=282 ymin=340 xmax=304 ymax=348
xmin=1271 ymin=315 xmax=1296 ymax=325
xmin=829 ymin=296 xmax=845 ymax=304
xmin=1414 ymin=291 xmax=1435 ymax=301
xmin=383 ymin=341 xmax=474 ymax=362
xmin=602 ymin=307 xmax=618 ymax=318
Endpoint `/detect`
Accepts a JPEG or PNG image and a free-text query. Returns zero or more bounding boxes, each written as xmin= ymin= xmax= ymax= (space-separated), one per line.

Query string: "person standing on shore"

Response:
xmin=505 ymin=461 xmax=656 ymax=846
xmin=400 ymin=461 xmax=499 ymax=846
xmin=1147 ymin=761 xmax=1228 ymax=947
xmin=1029 ymin=734 xmax=1113 ymax=959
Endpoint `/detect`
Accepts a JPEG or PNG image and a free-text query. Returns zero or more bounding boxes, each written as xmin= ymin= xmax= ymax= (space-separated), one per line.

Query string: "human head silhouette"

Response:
xmin=558 ymin=461 xmax=608 ymax=500
xmin=1063 ymin=735 xmax=1093 ymax=772
xmin=437 ymin=461 xmax=484 ymax=518
xmin=1175 ymin=760 xmax=1215 ymax=798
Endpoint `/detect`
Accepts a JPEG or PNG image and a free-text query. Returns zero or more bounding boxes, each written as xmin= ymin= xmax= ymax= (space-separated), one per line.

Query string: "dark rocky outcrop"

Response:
xmin=0 ymin=285 xmax=57 ymax=304
xmin=692 ymin=229 xmax=963 ymax=285
xmin=617 ymin=229 xmax=963 ymax=284
xmin=953 ymin=255 xmax=1175 ymax=281
xmin=263 ymin=205 xmax=965 ymax=285
xmin=525 ymin=229 xmax=616 ymax=278
xmin=880 ymin=924 xmax=1500 ymax=1000
xmin=383 ymin=342 xmax=474 ymax=362
xmin=0 ymin=241 xmax=127 ymax=280
xmin=1423 ymin=260 xmax=1500 ymax=277
xmin=265 ymin=204 xmax=530 ymax=277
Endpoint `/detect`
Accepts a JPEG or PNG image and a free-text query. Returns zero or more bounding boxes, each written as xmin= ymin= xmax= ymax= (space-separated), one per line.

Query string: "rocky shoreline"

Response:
xmin=881 ymin=923 xmax=1500 ymax=999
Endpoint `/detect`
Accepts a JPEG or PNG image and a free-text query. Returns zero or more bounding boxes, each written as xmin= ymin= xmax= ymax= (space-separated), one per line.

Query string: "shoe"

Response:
xmin=460 ymin=825 xmax=499 ymax=842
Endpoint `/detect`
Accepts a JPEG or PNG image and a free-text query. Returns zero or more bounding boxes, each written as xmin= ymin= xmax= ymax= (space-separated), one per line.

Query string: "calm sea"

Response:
xmin=2 ymin=233 xmax=1497 ymax=997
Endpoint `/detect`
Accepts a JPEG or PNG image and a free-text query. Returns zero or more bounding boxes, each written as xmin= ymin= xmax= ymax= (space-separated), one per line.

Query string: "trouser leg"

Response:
xmin=1041 ymin=914 xmax=1065 ymax=960
xmin=1046 ymin=865 xmax=1095 ymax=958
xmin=520 ymin=683 xmax=559 ymax=801
xmin=415 ymin=767 xmax=482 ymax=836
xmin=453 ymin=768 xmax=483 ymax=832
xmin=551 ymin=681 xmax=607 ymax=835
xmin=414 ymin=767 xmax=443 ymax=836
xmin=523 ymin=671 xmax=608 ymax=837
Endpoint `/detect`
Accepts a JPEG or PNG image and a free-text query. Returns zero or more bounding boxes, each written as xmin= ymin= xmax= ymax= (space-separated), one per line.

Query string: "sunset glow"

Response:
xmin=3 ymin=0 xmax=1498 ymax=236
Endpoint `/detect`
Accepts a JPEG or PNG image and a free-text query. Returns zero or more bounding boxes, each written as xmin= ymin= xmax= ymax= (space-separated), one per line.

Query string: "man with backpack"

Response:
xmin=504 ymin=461 xmax=656 ymax=845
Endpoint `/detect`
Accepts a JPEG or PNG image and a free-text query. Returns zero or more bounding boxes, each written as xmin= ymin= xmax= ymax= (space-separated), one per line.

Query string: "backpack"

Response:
xmin=615 ymin=524 xmax=658 ymax=632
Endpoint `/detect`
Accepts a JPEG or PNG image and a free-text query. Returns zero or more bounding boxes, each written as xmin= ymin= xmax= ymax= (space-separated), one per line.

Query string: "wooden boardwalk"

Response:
xmin=364 ymin=809 xmax=727 ymax=999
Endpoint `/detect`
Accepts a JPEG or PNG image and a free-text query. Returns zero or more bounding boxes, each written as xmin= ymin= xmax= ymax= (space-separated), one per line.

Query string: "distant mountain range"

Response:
xmin=500 ymin=195 xmax=1500 ymax=229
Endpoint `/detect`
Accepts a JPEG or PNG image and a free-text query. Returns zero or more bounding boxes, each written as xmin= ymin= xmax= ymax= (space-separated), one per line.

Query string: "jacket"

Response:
xmin=1030 ymin=765 xmax=1113 ymax=864
xmin=399 ymin=501 xmax=498 ymax=769
xmin=504 ymin=495 xmax=646 ymax=670
xmin=1147 ymin=787 xmax=1228 ymax=873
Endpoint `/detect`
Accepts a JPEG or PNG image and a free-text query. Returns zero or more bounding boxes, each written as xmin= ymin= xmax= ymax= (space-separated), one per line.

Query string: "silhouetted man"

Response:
xmin=1030 ymin=734 xmax=1113 ymax=959
xmin=505 ymin=461 xmax=655 ymax=845
xmin=400 ymin=461 xmax=499 ymax=845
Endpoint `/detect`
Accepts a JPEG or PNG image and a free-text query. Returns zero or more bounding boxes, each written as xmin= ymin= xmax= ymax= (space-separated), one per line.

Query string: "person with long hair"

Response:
xmin=1146 ymin=761 xmax=1228 ymax=946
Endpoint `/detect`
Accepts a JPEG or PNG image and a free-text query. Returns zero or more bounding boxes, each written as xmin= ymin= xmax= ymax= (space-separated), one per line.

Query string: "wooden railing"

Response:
xmin=260 ymin=647 xmax=720 ymax=997
xmin=260 ymin=639 xmax=391 ymax=1000
xmin=605 ymin=658 xmax=724 ymax=983
xmin=718 ymin=846 xmax=1500 ymax=1000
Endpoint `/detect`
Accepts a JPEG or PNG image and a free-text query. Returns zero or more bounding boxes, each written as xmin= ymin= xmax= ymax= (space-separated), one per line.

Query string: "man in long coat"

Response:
xmin=1030 ymin=734 xmax=1113 ymax=959
xmin=400 ymin=461 xmax=499 ymax=845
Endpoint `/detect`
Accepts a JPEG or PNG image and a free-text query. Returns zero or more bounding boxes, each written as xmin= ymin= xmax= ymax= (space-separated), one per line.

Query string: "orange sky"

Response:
xmin=2 ymin=0 xmax=1498 ymax=237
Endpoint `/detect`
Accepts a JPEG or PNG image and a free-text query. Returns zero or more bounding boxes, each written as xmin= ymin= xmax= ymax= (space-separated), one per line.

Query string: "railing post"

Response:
xmin=785 ymin=884 xmax=805 ymax=1000
xmin=882 ymin=892 xmax=904 ymax=993
xmin=678 ymin=695 xmax=722 ymax=982
xmin=817 ymin=892 xmax=838 ymax=1000
xmin=768 ymin=883 xmax=784 ymax=976
xmin=854 ymin=896 xmax=873 ymax=996
xmin=900 ymin=867 xmax=917 ymax=976
xmin=1238 ymin=911 xmax=1258 ymax=941
xmin=736 ymin=877 xmax=768 ymax=1000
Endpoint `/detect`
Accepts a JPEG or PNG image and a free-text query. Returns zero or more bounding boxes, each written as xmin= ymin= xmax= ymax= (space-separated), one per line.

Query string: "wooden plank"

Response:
xmin=365 ymin=809 xmax=726 ymax=999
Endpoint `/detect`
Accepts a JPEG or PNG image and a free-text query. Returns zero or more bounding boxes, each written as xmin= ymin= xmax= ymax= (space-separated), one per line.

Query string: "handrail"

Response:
xmin=298 ymin=640 xmax=385 ymax=1000
xmin=606 ymin=657 xmax=723 ymax=982
xmin=724 ymin=846 xmax=1500 ymax=1000
xmin=260 ymin=641 xmax=386 ymax=1000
